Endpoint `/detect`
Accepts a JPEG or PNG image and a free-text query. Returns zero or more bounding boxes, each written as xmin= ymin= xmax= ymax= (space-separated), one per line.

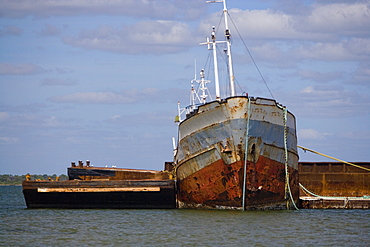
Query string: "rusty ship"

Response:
xmin=173 ymin=0 xmax=299 ymax=210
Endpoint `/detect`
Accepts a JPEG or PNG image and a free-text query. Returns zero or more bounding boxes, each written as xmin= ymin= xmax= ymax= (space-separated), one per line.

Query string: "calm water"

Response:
xmin=1 ymin=186 xmax=369 ymax=246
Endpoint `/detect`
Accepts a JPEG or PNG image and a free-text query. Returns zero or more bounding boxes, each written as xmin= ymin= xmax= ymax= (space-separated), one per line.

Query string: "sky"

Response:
xmin=0 ymin=0 xmax=369 ymax=175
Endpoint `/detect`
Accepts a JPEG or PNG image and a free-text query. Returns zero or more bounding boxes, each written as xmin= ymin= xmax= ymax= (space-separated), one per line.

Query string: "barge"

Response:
xmin=22 ymin=161 xmax=176 ymax=209
xmin=299 ymin=161 xmax=370 ymax=209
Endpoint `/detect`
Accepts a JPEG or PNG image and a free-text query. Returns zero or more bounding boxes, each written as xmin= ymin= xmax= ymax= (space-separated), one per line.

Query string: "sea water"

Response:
xmin=1 ymin=186 xmax=369 ymax=246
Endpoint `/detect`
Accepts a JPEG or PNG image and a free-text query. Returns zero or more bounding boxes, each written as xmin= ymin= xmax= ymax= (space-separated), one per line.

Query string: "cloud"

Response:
xmin=55 ymin=67 xmax=74 ymax=74
xmin=40 ymin=78 xmax=77 ymax=86
xmin=49 ymin=87 xmax=185 ymax=104
xmin=195 ymin=2 xmax=369 ymax=68
xmin=297 ymin=70 xmax=345 ymax=83
xmin=338 ymin=130 xmax=370 ymax=140
xmin=49 ymin=88 xmax=160 ymax=104
xmin=37 ymin=24 xmax=61 ymax=36
xmin=298 ymin=128 xmax=327 ymax=140
xmin=294 ymin=38 xmax=370 ymax=62
xmin=348 ymin=63 xmax=370 ymax=86
xmin=50 ymin=91 xmax=133 ymax=104
xmin=0 ymin=25 xmax=22 ymax=36
xmin=0 ymin=112 xmax=10 ymax=121
xmin=63 ymin=20 xmax=194 ymax=54
xmin=201 ymin=2 xmax=369 ymax=42
xmin=200 ymin=8 xmax=297 ymax=40
xmin=1 ymin=113 xmax=65 ymax=129
xmin=108 ymin=111 xmax=173 ymax=127
xmin=0 ymin=103 xmax=47 ymax=114
xmin=0 ymin=136 xmax=19 ymax=143
xmin=0 ymin=63 xmax=47 ymax=75
xmin=283 ymin=85 xmax=370 ymax=118
xmin=299 ymin=3 xmax=370 ymax=37
xmin=0 ymin=0 xmax=206 ymax=20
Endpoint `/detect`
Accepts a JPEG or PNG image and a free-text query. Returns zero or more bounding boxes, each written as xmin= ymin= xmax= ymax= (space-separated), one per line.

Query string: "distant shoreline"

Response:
xmin=0 ymin=174 xmax=68 ymax=186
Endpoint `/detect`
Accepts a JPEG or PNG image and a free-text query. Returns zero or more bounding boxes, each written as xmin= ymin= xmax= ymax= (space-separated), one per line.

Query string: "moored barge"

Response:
xmin=22 ymin=161 xmax=176 ymax=209
xmin=298 ymin=161 xmax=370 ymax=209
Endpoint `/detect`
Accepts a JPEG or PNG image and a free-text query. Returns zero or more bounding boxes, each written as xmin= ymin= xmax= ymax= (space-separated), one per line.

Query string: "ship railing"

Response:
xmin=175 ymin=103 xmax=203 ymax=123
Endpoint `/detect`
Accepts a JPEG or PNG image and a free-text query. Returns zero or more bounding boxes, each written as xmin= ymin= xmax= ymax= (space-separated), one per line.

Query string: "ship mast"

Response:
xmin=222 ymin=0 xmax=235 ymax=97
xmin=200 ymin=28 xmax=221 ymax=101
xmin=211 ymin=27 xmax=221 ymax=100
xmin=207 ymin=0 xmax=235 ymax=97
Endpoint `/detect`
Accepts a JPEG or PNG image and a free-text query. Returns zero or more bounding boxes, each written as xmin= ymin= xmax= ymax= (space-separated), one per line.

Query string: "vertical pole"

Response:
xmin=242 ymin=97 xmax=251 ymax=211
xmin=222 ymin=0 xmax=235 ymax=96
xmin=212 ymin=32 xmax=221 ymax=100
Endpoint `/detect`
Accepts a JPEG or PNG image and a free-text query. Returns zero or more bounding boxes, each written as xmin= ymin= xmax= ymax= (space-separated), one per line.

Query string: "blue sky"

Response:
xmin=1 ymin=0 xmax=369 ymax=175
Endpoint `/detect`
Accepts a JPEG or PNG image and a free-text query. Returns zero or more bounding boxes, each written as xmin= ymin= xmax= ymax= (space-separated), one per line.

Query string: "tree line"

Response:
xmin=0 ymin=174 xmax=68 ymax=185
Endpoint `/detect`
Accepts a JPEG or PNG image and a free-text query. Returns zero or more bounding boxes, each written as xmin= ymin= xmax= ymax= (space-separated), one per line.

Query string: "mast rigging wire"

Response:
xmin=227 ymin=13 xmax=275 ymax=100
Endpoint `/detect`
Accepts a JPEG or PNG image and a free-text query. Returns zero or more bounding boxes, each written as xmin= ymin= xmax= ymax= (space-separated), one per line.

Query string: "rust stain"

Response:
xmin=299 ymin=162 xmax=370 ymax=197
xmin=178 ymin=155 xmax=300 ymax=208
xmin=178 ymin=159 xmax=243 ymax=207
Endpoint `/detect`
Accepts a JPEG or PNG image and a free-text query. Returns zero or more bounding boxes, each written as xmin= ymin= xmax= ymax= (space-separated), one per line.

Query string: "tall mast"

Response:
xmin=200 ymin=28 xmax=221 ymax=101
xmin=211 ymin=27 xmax=221 ymax=100
xmin=222 ymin=0 xmax=235 ymax=96
xmin=206 ymin=0 xmax=235 ymax=97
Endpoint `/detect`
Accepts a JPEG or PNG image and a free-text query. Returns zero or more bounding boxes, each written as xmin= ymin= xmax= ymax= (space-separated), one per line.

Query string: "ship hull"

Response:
xmin=177 ymin=157 xmax=299 ymax=210
xmin=175 ymin=96 xmax=299 ymax=210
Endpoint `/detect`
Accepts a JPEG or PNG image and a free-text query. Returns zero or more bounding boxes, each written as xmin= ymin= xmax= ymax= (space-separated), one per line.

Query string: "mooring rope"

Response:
xmin=279 ymin=106 xmax=299 ymax=210
xmin=297 ymin=145 xmax=370 ymax=172
xmin=242 ymin=97 xmax=251 ymax=211
xmin=299 ymin=183 xmax=369 ymax=200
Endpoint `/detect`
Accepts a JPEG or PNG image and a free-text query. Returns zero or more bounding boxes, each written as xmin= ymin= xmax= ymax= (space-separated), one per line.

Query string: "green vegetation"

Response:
xmin=0 ymin=174 xmax=68 ymax=185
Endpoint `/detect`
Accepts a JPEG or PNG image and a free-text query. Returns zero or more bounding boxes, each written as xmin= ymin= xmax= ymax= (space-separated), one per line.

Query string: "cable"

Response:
xmin=228 ymin=13 xmax=275 ymax=99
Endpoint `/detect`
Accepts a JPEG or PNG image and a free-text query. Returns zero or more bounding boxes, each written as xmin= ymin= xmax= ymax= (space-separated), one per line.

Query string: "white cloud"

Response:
xmin=348 ymin=63 xmax=370 ymax=86
xmin=294 ymin=38 xmax=370 ymax=62
xmin=63 ymin=21 xmax=194 ymax=54
xmin=298 ymin=128 xmax=327 ymax=140
xmin=201 ymin=2 xmax=369 ymax=42
xmin=0 ymin=25 xmax=22 ymax=36
xmin=298 ymin=70 xmax=344 ymax=83
xmin=0 ymin=136 xmax=19 ymax=143
xmin=55 ymin=67 xmax=74 ymax=74
xmin=108 ymin=111 xmax=173 ymax=126
xmin=50 ymin=91 xmax=135 ymax=104
xmin=43 ymin=116 xmax=63 ymax=127
xmin=49 ymin=88 xmax=162 ymax=104
xmin=200 ymin=8 xmax=297 ymax=40
xmin=196 ymin=2 xmax=369 ymax=66
xmin=0 ymin=112 xmax=10 ymax=121
xmin=283 ymin=85 xmax=370 ymax=118
xmin=48 ymin=87 xmax=185 ymax=105
xmin=0 ymin=63 xmax=47 ymax=75
xmin=0 ymin=113 xmax=65 ymax=129
xmin=301 ymin=3 xmax=370 ymax=36
xmin=40 ymin=78 xmax=77 ymax=86
xmin=0 ymin=0 xmax=206 ymax=20
xmin=37 ymin=24 xmax=61 ymax=36
xmin=338 ymin=130 xmax=370 ymax=140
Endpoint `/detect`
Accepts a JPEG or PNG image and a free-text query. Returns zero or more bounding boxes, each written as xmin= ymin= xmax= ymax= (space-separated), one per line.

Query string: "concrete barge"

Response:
xmin=298 ymin=162 xmax=370 ymax=209
xmin=22 ymin=161 xmax=176 ymax=209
